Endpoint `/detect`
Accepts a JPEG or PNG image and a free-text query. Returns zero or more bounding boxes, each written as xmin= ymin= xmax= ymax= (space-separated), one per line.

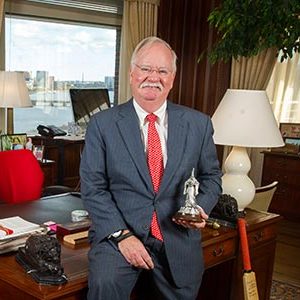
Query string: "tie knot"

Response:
xmin=146 ymin=113 xmax=157 ymax=123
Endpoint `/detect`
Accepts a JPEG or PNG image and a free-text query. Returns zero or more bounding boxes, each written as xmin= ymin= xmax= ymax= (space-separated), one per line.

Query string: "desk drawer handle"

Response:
xmin=213 ymin=246 xmax=224 ymax=257
xmin=253 ymin=231 xmax=264 ymax=242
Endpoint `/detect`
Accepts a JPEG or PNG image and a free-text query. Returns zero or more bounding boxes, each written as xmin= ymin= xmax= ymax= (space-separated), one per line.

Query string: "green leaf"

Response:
xmin=203 ymin=0 xmax=300 ymax=64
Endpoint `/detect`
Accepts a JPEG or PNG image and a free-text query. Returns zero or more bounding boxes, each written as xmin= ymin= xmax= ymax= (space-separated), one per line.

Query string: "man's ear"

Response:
xmin=129 ymin=68 xmax=133 ymax=84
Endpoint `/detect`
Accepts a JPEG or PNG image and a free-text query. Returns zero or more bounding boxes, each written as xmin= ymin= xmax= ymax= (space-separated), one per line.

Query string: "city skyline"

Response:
xmin=23 ymin=69 xmax=114 ymax=91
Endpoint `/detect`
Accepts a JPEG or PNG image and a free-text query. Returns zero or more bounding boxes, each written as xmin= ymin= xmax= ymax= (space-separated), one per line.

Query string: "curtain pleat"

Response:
xmin=118 ymin=0 xmax=159 ymax=103
xmin=230 ymin=48 xmax=277 ymax=90
xmin=0 ymin=0 xmax=3 ymax=35
xmin=267 ymin=52 xmax=300 ymax=122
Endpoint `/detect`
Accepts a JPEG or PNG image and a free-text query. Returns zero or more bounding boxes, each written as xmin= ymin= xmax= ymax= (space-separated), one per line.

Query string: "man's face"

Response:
xmin=130 ymin=42 xmax=176 ymax=110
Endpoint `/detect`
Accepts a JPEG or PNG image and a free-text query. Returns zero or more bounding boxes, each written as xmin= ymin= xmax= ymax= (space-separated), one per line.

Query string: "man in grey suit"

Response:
xmin=80 ymin=36 xmax=222 ymax=300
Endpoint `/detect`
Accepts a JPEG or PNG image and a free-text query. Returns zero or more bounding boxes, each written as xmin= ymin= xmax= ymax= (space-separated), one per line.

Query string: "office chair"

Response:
xmin=247 ymin=181 xmax=278 ymax=212
xmin=0 ymin=149 xmax=44 ymax=203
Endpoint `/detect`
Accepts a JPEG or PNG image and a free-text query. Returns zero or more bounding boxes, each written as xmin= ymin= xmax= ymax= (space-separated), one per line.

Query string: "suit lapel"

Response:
xmin=115 ymin=100 xmax=188 ymax=196
xmin=158 ymin=102 xmax=188 ymax=195
xmin=116 ymin=100 xmax=153 ymax=192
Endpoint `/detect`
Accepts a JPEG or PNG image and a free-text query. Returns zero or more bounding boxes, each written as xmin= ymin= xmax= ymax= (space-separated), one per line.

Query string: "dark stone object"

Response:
xmin=210 ymin=194 xmax=239 ymax=224
xmin=16 ymin=234 xmax=67 ymax=285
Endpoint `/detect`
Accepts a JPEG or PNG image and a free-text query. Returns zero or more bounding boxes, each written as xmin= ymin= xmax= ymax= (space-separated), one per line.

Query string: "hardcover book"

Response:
xmin=56 ymin=219 xmax=91 ymax=237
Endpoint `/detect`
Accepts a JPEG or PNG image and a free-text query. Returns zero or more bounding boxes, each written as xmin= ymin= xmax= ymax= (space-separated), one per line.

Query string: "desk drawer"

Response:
xmin=248 ymin=224 xmax=277 ymax=248
xmin=204 ymin=237 xmax=236 ymax=269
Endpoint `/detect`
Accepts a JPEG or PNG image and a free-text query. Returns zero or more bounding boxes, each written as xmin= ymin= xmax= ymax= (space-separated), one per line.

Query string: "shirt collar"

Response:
xmin=133 ymin=99 xmax=167 ymax=126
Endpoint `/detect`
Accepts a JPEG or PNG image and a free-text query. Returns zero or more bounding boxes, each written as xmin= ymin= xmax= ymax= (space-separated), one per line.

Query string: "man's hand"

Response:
xmin=172 ymin=206 xmax=208 ymax=229
xmin=118 ymin=232 xmax=154 ymax=270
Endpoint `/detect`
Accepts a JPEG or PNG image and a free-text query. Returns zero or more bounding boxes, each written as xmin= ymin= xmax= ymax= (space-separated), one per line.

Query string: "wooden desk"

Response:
xmin=31 ymin=136 xmax=84 ymax=188
xmin=0 ymin=195 xmax=281 ymax=300
xmin=39 ymin=159 xmax=56 ymax=187
xmin=262 ymin=151 xmax=300 ymax=221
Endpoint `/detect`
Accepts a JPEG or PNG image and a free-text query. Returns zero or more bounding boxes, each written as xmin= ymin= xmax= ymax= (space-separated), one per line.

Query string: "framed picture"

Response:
xmin=33 ymin=145 xmax=44 ymax=161
xmin=0 ymin=134 xmax=27 ymax=151
xmin=280 ymin=123 xmax=300 ymax=138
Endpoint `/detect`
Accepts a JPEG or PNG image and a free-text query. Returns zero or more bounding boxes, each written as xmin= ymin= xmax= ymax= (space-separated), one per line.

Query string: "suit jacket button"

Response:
xmin=142 ymin=224 xmax=149 ymax=231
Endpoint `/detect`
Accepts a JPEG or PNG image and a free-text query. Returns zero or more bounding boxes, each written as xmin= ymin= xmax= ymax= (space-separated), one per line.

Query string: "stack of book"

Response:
xmin=0 ymin=216 xmax=45 ymax=254
xmin=56 ymin=219 xmax=91 ymax=245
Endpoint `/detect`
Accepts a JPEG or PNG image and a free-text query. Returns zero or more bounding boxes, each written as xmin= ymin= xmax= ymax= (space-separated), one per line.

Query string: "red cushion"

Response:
xmin=0 ymin=149 xmax=44 ymax=203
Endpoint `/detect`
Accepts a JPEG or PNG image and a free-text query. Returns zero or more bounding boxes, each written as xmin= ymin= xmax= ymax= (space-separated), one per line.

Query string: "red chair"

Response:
xmin=0 ymin=149 xmax=44 ymax=203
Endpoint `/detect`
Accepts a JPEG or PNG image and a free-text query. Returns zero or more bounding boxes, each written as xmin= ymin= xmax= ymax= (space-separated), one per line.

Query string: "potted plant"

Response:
xmin=205 ymin=0 xmax=300 ymax=63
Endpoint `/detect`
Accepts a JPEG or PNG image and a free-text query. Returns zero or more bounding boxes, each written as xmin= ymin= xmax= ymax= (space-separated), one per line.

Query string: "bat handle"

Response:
xmin=238 ymin=218 xmax=252 ymax=271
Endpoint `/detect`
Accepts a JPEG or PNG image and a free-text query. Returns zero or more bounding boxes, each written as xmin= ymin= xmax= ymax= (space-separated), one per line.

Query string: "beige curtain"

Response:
xmin=223 ymin=48 xmax=277 ymax=186
xmin=0 ymin=0 xmax=5 ymax=133
xmin=118 ymin=0 xmax=160 ymax=104
xmin=230 ymin=48 xmax=277 ymax=90
xmin=267 ymin=52 xmax=300 ymax=123
xmin=0 ymin=0 xmax=3 ymax=33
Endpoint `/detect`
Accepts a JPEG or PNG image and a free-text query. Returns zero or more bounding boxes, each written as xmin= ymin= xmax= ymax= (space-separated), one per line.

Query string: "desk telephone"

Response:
xmin=37 ymin=125 xmax=67 ymax=137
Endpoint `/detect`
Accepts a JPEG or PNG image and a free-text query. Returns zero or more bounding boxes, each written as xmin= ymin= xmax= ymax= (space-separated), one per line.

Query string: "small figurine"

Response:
xmin=173 ymin=168 xmax=203 ymax=222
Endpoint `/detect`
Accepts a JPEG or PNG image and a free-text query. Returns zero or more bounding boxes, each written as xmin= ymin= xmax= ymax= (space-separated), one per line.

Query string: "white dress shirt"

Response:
xmin=133 ymin=99 xmax=168 ymax=168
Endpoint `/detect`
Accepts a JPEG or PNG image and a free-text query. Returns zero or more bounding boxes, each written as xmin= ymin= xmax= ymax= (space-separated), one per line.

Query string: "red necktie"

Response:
xmin=147 ymin=113 xmax=164 ymax=241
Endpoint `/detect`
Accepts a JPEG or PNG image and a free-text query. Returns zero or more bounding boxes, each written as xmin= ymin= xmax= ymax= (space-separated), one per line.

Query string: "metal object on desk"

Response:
xmin=206 ymin=219 xmax=221 ymax=229
xmin=71 ymin=209 xmax=89 ymax=222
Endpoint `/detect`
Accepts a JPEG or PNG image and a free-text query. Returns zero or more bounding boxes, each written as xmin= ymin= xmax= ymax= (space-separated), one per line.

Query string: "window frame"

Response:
xmin=0 ymin=0 xmax=122 ymax=129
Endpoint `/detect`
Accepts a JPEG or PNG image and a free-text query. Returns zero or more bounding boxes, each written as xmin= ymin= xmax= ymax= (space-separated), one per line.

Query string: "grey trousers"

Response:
xmin=87 ymin=236 xmax=201 ymax=300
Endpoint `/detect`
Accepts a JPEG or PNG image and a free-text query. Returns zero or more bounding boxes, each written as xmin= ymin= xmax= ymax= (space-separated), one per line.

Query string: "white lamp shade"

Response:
xmin=212 ymin=89 xmax=284 ymax=148
xmin=0 ymin=71 xmax=32 ymax=108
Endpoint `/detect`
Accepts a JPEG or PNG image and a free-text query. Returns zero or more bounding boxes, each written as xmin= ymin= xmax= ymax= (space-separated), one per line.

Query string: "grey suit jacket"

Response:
xmin=80 ymin=99 xmax=222 ymax=287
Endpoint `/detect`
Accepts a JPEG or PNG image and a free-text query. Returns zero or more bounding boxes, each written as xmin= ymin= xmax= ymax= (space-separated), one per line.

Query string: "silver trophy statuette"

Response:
xmin=173 ymin=168 xmax=203 ymax=222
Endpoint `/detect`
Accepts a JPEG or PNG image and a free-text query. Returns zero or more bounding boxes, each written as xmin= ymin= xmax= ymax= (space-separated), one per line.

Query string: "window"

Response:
xmin=4 ymin=1 xmax=122 ymax=134
xmin=267 ymin=53 xmax=300 ymax=123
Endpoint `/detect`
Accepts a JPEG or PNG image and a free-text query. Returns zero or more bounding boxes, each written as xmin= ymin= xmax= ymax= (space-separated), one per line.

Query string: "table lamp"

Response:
xmin=0 ymin=71 xmax=32 ymax=134
xmin=212 ymin=89 xmax=284 ymax=212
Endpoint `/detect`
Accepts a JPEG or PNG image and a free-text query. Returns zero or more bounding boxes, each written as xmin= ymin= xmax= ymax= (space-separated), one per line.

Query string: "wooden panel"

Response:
xmin=39 ymin=160 xmax=56 ymax=187
xmin=158 ymin=0 xmax=231 ymax=117
xmin=158 ymin=0 xmax=230 ymax=162
xmin=251 ymin=242 xmax=277 ymax=300
xmin=31 ymin=136 xmax=84 ymax=188
xmin=262 ymin=152 xmax=300 ymax=221
xmin=204 ymin=237 xmax=236 ymax=269
xmin=247 ymin=224 xmax=277 ymax=248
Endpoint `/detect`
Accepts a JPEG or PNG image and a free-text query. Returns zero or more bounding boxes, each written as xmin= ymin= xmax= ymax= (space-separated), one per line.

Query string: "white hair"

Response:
xmin=130 ymin=36 xmax=177 ymax=73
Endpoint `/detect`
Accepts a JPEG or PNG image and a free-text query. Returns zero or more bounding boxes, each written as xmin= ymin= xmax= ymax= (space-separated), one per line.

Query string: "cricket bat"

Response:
xmin=237 ymin=218 xmax=259 ymax=300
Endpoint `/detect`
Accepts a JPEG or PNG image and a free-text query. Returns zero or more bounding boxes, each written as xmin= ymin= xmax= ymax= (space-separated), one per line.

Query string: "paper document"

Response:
xmin=0 ymin=216 xmax=42 ymax=241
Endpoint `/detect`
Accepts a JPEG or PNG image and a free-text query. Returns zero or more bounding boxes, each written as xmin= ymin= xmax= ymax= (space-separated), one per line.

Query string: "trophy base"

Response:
xmin=173 ymin=212 xmax=203 ymax=222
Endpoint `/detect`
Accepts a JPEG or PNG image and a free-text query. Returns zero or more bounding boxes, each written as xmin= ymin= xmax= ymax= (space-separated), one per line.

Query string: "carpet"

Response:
xmin=271 ymin=279 xmax=300 ymax=300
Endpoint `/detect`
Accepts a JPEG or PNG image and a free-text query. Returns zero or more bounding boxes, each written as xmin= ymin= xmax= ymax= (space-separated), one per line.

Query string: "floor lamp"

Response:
xmin=0 ymin=71 xmax=32 ymax=134
xmin=212 ymin=89 xmax=284 ymax=212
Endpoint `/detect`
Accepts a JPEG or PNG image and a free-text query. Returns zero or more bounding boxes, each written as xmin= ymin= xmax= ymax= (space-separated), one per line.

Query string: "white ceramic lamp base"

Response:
xmin=222 ymin=146 xmax=255 ymax=212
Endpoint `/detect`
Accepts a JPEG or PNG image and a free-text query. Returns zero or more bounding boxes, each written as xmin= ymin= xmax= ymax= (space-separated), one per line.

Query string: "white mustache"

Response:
xmin=140 ymin=82 xmax=163 ymax=91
